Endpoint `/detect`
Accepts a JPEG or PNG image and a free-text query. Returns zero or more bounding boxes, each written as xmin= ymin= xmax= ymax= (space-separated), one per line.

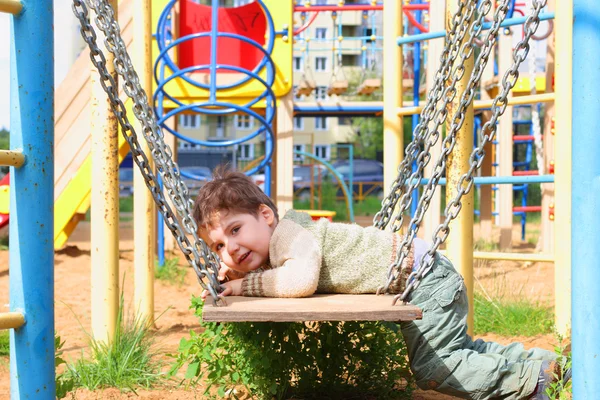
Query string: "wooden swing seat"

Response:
xmin=202 ymin=294 xmax=422 ymax=322
xmin=357 ymin=78 xmax=382 ymax=95
xmin=297 ymin=79 xmax=317 ymax=96
xmin=327 ymin=80 xmax=349 ymax=96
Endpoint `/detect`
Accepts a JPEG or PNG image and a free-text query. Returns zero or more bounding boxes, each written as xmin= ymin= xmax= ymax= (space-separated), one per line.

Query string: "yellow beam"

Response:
xmin=382 ymin=0 xmax=403 ymax=195
xmin=397 ymin=92 xmax=555 ymax=116
xmin=0 ymin=150 xmax=24 ymax=168
xmin=445 ymin=0 xmax=474 ymax=337
xmin=439 ymin=250 xmax=554 ymax=263
xmin=0 ymin=312 xmax=25 ymax=330
xmin=90 ymin=1 xmax=120 ymax=344
xmin=554 ymin=0 xmax=572 ymax=336
xmin=0 ymin=0 xmax=22 ymax=15
xmin=133 ymin=0 xmax=155 ymax=326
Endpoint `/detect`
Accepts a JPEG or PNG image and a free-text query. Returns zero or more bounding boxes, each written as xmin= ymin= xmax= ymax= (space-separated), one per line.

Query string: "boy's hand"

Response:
xmin=218 ymin=262 xmax=247 ymax=282
xmin=200 ymin=278 xmax=243 ymax=301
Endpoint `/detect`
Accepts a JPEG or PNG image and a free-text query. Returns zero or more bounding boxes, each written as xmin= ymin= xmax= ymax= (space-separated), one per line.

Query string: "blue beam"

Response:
xmin=9 ymin=0 xmax=55 ymax=398
xmin=572 ymin=0 xmax=600 ymax=396
xmin=294 ymin=104 xmax=384 ymax=117
xmin=397 ymin=12 xmax=555 ymax=46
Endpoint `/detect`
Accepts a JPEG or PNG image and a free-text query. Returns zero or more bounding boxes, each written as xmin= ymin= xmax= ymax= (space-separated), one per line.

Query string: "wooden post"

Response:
xmin=498 ymin=29 xmax=513 ymax=250
xmin=554 ymin=0 xmax=572 ymax=336
xmin=133 ymin=0 xmax=155 ymax=325
xmin=422 ymin=0 xmax=445 ymax=241
xmin=275 ymin=92 xmax=294 ymax=213
xmin=91 ymin=0 xmax=119 ymax=344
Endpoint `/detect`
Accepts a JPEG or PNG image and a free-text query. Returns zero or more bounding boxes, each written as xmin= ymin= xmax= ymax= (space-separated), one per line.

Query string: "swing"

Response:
xmin=357 ymin=11 xmax=382 ymax=96
xmin=327 ymin=12 xmax=349 ymax=97
xmin=75 ymin=0 xmax=543 ymax=322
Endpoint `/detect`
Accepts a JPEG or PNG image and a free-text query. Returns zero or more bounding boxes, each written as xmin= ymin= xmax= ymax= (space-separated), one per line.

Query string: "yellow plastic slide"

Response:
xmin=53 ymin=0 xmax=134 ymax=248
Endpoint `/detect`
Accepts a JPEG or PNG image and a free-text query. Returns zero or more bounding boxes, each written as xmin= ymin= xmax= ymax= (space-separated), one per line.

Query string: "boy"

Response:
xmin=193 ymin=168 xmax=569 ymax=400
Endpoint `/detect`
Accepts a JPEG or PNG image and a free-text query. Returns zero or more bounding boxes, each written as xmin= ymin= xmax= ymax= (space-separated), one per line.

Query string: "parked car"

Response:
xmin=119 ymin=166 xmax=212 ymax=198
xmin=252 ymin=164 xmax=327 ymax=196
xmin=330 ymin=159 xmax=385 ymax=201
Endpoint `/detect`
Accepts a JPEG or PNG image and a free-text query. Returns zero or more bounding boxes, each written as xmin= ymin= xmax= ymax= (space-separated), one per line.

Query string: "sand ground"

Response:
xmin=0 ymin=218 xmax=559 ymax=399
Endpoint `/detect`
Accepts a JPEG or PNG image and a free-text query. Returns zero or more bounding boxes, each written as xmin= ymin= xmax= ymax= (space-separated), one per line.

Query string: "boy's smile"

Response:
xmin=202 ymin=204 xmax=277 ymax=273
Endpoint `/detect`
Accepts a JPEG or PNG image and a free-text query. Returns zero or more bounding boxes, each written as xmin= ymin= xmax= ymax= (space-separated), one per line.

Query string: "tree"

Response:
xmin=0 ymin=129 xmax=8 ymax=151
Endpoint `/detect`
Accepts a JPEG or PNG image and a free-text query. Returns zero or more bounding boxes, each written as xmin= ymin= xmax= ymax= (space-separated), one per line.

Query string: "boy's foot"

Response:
xmin=529 ymin=360 xmax=572 ymax=399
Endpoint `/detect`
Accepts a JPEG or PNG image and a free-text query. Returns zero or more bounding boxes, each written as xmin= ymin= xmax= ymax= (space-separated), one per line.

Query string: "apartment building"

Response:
xmin=176 ymin=0 xmax=384 ymax=170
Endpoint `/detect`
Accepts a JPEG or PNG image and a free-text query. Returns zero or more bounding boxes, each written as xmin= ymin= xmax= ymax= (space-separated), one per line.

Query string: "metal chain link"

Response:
xmin=72 ymin=0 xmax=223 ymax=302
xmin=386 ymin=0 xmax=492 ymax=236
xmin=391 ymin=0 xmax=547 ymax=303
xmin=373 ymin=0 xmax=476 ymax=230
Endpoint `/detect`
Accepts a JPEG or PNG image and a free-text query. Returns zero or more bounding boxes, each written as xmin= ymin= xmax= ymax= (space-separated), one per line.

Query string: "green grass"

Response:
xmin=155 ymin=256 xmax=186 ymax=286
xmin=65 ymin=294 xmax=164 ymax=392
xmin=0 ymin=330 xmax=9 ymax=356
xmin=474 ymin=291 xmax=553 ymax=337
xmin=0 ymin=235 xmax=8 ymax=250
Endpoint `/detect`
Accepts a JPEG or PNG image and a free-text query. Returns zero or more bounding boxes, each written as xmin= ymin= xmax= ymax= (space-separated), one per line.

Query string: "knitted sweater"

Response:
xmin=241 ymin=210 xmax=415 ymax=298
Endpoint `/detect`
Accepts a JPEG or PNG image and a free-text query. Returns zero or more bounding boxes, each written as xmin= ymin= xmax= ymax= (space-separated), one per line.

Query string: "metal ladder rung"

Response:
xmin=0 ymin=150 xmax=24 ymax=168
xmin=0 ymin=0 xmax=22 ymax=15
xmin=0 ymin=312 xmax=25 ymax=330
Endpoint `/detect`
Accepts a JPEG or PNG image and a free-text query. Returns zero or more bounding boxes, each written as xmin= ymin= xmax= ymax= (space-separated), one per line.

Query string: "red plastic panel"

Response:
xmin=179 ymin=1 xmax=267 ymax=74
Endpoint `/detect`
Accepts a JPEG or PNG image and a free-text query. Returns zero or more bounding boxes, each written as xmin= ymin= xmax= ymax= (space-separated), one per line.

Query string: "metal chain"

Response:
xmin=387 ymin=0 xmax=492 ymax=236
xmin=392 ymin=0 xmax=547 ymax=303
xmin=375 ymin=0 xmax=502 ymax=294
xmin=373 ymin=0 xmax=475 ymax=230
xmin=72 ymin=0 xmax=223 ymax=302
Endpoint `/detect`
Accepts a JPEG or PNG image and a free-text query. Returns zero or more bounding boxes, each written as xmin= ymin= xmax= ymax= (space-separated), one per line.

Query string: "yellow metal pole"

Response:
xmin=382 ymin=0 xmax=403 ymax=196
xmin=91 ymin=1 xmax=119 ymax=344
xmin=445 ymin=0 xmax=474 ymax=336
xmin=0 ymin=150 xmax=24 ymax=168
xmin=0 ymin=0 xmax=22 ymax=15
xmin=134 ymin=0 xmax=155 ymax=326
xmin=554 ymin=0 xmax=572 ymax=336
xmin=0 ymin=312 xmax=25 ymax=330
xmin=397 ymin=93 xmax=555 ymax=116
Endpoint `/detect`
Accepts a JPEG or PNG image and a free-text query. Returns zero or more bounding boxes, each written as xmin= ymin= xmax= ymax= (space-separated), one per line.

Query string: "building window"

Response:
xmin=364 ymin=27 xmax=376 ymax=43
xmin=238 ymin=143 xmax=254 ymax=160
xmin=293 ymin=56 xmax=303 ymax=71
xmin=179 ymin=114 xmax=201 ymax=128
xmin=315 ymin=28 xmax=327 ymax=39
xmin=315 ymin=86 xmax=328 ymax=101
xmin=315 ymin=116 xmax=329 ymax=130
xmin=293 ymin=116 xmax=304 ymax=130
xmin=294 ymin=144 xmax=305 ymax=161
xmin=338 ymin=116 xmax=352 ymax=125
xmin=342 ymin=54 xmax=360 ymax=67
xmin=314 ymin=144 xmax=331 ymax=160
xmin=235 ymin=115 xmax=254 ymax=130
xmin=315 ymin=57 xmax=328 ymax=72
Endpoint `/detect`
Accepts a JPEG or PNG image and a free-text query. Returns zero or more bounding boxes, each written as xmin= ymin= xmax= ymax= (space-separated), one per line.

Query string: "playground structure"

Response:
xmin=1 ymin=0 xmax=599 ymax=399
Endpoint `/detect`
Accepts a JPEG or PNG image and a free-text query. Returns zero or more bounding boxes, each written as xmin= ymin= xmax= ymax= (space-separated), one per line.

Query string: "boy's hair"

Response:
xmin=192 ymin=166 xmax=279 ymax=229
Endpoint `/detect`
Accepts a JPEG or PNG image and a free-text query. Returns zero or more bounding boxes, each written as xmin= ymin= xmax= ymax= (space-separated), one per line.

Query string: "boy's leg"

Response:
xmin=400 ymin=255 xmax=551 ymax=400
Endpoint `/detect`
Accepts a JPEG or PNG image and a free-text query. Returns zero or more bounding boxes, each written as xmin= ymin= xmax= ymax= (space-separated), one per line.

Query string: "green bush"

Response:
xmin=0 ymin=330 xmax=9 ymax=356
xmin=170 ymin=296 xmax=414 ymax=399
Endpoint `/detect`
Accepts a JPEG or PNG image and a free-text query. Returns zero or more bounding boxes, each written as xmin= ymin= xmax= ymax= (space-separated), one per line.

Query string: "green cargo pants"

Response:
xmin=400 ymin=254 xmax=556 ymax=399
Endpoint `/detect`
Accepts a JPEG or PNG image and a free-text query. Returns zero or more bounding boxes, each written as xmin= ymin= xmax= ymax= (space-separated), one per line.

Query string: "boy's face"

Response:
xmin=202 ymin=204 xmax=276 ymax=273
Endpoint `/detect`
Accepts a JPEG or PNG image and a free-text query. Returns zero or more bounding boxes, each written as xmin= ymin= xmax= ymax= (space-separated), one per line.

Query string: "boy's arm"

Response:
xmin=241 ymin=219 xmax=321 ymax=298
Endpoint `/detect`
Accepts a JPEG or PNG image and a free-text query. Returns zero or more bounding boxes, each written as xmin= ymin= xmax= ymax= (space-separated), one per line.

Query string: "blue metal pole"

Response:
xmin=572 ymin=0 xmax=600 ymax=396
xmin=418 ymin=175 xmax=554 ymax=185
xmin=9 ymin=0 xmax=55 ymax=398
xmin=396 ymin=12 xmax=555 ymax=45
xmin=209 ymin=0 xmax=219 ymax=103
xmin=410 ymin=0 xmax=422 ymax=218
